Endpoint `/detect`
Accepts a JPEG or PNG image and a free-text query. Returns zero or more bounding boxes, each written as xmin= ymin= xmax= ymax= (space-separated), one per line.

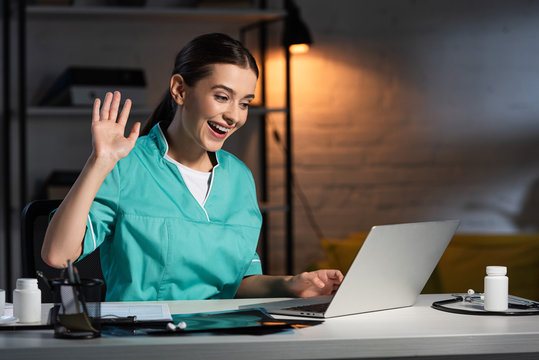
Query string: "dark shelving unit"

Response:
xmin=2 ymin=1 xmax=295 ymax=295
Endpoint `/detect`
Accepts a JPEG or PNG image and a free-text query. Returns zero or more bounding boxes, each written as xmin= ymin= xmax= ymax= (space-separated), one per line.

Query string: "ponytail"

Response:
xmin=141 ymin=90 xmax=177 ymax=136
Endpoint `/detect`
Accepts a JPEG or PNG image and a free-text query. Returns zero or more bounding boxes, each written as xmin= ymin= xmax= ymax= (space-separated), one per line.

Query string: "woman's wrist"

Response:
xmin=281 ymin=275 xmax=296 ymax=297
xmin=87 ymin=151 xmax=118 ymax=176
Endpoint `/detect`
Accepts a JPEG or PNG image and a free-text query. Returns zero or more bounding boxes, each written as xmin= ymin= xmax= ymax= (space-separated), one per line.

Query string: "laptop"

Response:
xmin=242 ymin=219 xmax=459 ymax=318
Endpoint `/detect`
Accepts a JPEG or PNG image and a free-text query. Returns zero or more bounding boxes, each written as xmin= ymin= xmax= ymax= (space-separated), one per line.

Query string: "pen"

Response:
xmin=73 ymin=266 xmax=89 ymax=315
xmin=36 ymin=271 xmax=51 ymax=291
xmin=67 ymin=260 xmax=81 ymax=313
xmin=67 ymin=260 xmax=75 ymax=283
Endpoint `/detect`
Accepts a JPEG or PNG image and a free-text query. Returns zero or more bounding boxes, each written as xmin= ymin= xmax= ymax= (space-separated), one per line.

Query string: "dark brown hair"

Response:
xmin=141 ymin=33 xmax=259 ymax=135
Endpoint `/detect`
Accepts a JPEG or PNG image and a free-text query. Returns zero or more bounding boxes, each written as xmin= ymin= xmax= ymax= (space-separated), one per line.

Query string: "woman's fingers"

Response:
xmin=108 ymin=91 xmax=122 ymax=121
xmin=313 ymin=271 xmax=328 ymax=286
xmin=95 ymin=91 xmax=132 ymax=125
xmin=127 ymin=122 xmax=141 ymax=144
xmin=92 ymin=98 xmax=101 ymax=122
xmin=100 ymin=92 xmax=114 ymax=120
xmin=300 ymin=272 xmax=325 ymax=288
xmin=329 ymin=269 xmax=344 ymax=282
xmin=117 ymin=98 xmax=132 ymax=125
xmin=90 ymin=92 xmax=138 ymax=163
xmin=308 ymin=270 xmax=344 ymax=292
xmin=288 ymin=270 xmax=345 ymax=297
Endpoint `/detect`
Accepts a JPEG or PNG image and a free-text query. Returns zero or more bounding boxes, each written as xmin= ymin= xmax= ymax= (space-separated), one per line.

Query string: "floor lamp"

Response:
xmin=283 ymin=0 xmax=312 ymax=274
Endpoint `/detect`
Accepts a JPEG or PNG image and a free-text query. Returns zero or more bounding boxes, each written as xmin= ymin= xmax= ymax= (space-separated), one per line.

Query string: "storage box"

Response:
xmin=39 ymin=67 xmax=147 ymax=107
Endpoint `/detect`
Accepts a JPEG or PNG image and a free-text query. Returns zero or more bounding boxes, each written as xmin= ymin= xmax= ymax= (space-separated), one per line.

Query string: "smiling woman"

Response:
xmin=164 ymin=63 xmax=257 ymax=169
xmin=40 ymin=33 xmax=343 ymax=302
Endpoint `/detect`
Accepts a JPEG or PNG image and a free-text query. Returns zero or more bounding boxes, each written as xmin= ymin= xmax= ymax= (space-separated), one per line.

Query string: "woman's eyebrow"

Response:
xmin=212 ymin=84 xmax=255 ymax=99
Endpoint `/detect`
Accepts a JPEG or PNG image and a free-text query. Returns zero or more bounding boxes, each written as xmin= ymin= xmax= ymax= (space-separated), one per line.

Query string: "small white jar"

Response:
xmin=483 ymin=266 xmax=508 ymax=312
xmin=0 ymin=288 xmax=5 ymax=317
xmin=13 ymin=278 xmax=41 ymax=323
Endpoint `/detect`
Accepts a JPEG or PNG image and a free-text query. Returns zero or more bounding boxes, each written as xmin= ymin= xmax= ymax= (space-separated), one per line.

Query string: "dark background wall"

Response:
xmin=1 ymin=0 xmax=538 ymax=288
xmin=264 ymin=0 xmax=539 ymax=273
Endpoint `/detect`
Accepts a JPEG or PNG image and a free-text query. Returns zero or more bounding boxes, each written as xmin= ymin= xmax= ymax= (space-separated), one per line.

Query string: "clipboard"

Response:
xmin=102 ymin=308 xmax=323 ymax=336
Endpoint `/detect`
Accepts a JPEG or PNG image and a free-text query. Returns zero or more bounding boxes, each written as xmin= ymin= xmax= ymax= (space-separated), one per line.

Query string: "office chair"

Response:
xmin=21 ymin=199 xmax=106 ymax=302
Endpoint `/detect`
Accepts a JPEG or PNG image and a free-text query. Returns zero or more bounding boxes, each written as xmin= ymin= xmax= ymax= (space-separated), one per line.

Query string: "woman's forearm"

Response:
xmin=42 ymin=92 xmax=137 ymax=269
xmin=236 ymin=270 xmax=344 ymax=298
xmin=41 ymin=154 xmax=114 ymax=268
xmin=235 ymin=275 xmax=294 ymax=298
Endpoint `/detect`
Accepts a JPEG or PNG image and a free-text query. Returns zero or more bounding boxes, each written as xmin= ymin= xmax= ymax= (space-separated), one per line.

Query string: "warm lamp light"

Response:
xmin=283 ymin=0 xmax=312 ymax=51
xmin=289 ymin=43 xmax=310 ymax=54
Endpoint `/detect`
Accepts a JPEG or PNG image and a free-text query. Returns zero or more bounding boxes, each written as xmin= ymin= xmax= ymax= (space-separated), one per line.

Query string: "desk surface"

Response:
xmin=1 ymin=294 xmax=539 ymax=360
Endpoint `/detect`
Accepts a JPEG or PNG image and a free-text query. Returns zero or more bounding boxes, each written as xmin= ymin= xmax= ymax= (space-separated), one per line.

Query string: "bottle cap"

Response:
xmin=16 ymin=278 xmax=38 ymax=290
xmin=486 ymin=266 xmax=507 ymax=276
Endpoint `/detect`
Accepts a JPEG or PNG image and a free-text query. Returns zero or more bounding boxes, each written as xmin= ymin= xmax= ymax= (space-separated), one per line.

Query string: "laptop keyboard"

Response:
xmin=282 ymin=302 xmax=330 ymax=313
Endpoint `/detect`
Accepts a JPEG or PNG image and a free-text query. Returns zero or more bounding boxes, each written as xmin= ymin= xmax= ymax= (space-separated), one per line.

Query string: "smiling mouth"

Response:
xmin=208 ymin=121 xmax=231 ymax=135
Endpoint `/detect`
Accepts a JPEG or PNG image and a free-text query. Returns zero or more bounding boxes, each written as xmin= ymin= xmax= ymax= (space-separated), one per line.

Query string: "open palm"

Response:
xmin=91 ymin=91 xmax=140 ymax=165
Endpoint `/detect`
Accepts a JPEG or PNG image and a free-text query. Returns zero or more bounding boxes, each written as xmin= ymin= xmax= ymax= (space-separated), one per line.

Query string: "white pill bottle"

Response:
xmin=483 ymin=266 xmax=508 ymax=312
xmin=13 ymin=278 xmax=42 ymax=323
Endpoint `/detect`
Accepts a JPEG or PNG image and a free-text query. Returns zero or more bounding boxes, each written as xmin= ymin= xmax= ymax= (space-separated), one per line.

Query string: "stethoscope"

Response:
xmin=432 ymin=289 xmax=539 ymax=316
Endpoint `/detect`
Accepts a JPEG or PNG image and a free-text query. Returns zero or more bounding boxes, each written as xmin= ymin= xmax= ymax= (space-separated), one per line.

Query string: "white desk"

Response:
xmin=1 ymin=294 xmax=539 ymax=360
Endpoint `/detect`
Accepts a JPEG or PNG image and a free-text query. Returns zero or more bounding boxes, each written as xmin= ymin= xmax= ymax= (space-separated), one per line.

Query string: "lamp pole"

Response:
xmin=3 ymin=0 xmax=13 ymax=295
xmin=285 ymin=45 xmax=294 ymax=275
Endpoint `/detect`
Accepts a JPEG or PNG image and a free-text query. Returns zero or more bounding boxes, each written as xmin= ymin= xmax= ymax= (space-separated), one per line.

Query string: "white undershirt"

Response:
xmin=164 ymin=154 xmax=212 ymax=207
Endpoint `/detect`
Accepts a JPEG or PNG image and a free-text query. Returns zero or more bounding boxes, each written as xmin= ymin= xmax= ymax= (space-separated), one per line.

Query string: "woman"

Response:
xmin=42 ymin=33 xmax=343 ymax=301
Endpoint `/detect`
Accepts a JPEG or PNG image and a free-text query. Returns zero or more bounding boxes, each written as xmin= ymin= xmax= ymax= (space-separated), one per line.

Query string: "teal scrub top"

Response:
xmin=79 ymin=123 xmax=263 ymax=301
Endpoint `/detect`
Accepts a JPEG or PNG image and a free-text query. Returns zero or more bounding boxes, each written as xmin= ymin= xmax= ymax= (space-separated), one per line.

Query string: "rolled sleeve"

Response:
xmin=244 ymin=252 xmax=263 ymax=276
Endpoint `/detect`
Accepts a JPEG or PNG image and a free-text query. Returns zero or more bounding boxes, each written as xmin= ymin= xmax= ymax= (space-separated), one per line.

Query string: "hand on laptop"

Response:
xmin=286 ymin=269 xmax=344 ymax=298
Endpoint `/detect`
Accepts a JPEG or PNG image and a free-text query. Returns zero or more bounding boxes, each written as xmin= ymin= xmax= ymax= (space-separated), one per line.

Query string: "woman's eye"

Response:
xmin=214 ymin=95 xmax=228 ymax=102
xmin=239 ymin=102 xmax=250 ymax=110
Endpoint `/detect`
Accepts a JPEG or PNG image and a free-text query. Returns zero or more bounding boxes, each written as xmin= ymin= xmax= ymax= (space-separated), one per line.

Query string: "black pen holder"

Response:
xmin=50 ymin=278 xmax=104 ymax=339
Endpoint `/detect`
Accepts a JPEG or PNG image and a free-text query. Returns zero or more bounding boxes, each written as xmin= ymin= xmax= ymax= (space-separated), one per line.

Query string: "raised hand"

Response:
xmin=91 ymin=91 xmax=140 ymax=168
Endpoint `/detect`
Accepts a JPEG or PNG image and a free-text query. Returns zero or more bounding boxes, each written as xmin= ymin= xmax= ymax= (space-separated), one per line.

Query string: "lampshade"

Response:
xmin=283 ymin=0 xmax=312 ymax=53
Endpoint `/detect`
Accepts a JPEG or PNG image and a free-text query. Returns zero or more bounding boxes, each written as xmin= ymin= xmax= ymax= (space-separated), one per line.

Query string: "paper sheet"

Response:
xmin=101 ymin=303 xmax=172 ymax=322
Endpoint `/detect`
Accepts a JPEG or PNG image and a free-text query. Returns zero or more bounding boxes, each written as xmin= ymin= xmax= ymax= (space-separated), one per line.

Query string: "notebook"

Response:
xmin=242 ymin=219 xmax=459 ymax=318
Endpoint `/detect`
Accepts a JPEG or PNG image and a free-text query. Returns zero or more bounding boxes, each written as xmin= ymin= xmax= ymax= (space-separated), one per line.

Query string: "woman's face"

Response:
xmin=179 ymin=63 xmax=257 ymax=153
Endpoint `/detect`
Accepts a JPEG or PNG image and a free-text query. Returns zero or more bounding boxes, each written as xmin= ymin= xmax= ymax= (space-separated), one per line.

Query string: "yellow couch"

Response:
xmin=318 ymin=232 xmax=539 ymax=301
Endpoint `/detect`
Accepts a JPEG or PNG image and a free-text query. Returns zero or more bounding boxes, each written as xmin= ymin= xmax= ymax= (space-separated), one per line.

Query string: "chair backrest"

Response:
xmin=21 ymin=200 xmax=105 ymax=302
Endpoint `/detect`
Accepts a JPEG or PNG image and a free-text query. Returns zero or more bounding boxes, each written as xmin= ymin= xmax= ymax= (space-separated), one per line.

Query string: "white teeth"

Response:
xmin=210 ymin=121 xmax=231 ymax=133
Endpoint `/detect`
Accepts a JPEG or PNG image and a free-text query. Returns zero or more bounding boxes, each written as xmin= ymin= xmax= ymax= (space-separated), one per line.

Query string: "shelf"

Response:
xmin=259 ymin=202 xmax=288 ymax=213
xmin=27 ymin=106 xmax=152 ymax=118
xmin=26 ymin=106 xmax=286 ymax=118
xmin=25 ymin=5 xmax=285 ymax=24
